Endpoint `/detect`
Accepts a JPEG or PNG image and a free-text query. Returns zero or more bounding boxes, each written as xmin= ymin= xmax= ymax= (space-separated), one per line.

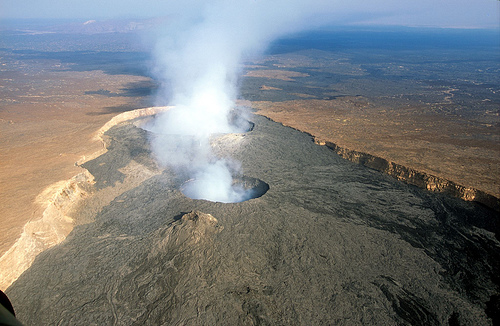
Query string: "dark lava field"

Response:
xmin=7 ymin=114 xmax=500 ymax=325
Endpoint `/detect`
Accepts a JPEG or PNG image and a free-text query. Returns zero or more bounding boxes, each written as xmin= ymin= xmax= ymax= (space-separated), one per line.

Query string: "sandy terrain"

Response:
xmin=244 ymin=69 xmax=309 ymax=81
xmin=252 ymin=97 xmax=499 ymax=198
xmin=0 ymin=68 xmax=152 ymax=256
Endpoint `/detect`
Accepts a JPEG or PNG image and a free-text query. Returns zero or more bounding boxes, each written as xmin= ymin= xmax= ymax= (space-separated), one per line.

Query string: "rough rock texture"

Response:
xmin=314 ymin=139 xmax=500 ymax=212
xmin=0 ymin=108 xmax=170 ymax=290
xmin=252 ymin=98 xmax=500 ymax=203
xmin=7 ymin=114 xmax=500 ymax=325
xmin=0 ymin=67 xmax=153 ymax=256
xmin=0 ymin=171 xmax=93 ymax=290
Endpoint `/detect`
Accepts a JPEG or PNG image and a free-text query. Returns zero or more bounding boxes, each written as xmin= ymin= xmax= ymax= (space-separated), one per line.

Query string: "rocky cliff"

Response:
xmin=0 ymin=171 xmax=93 ymax=290
xmin=315 ymin=138 xmax=500 ymax=212
xmin=0 ymin=107 xmax=168 ymax=290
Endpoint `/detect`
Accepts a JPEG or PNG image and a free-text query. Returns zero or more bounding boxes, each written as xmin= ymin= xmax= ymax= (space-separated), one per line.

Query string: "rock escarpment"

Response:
xmin=315 ymin=139 xmax=500 ymax=212
xmin=0 ymin=107 xmax=167 ymax=291
xmin=0 ymin=172 xmax=93 ymax=290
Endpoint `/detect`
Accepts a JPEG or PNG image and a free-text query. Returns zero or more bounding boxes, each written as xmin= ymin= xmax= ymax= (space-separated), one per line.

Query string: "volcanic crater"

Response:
xmin=181 ymin=175 xmax=270 ymax=203
xmin=136 ymin=110 xmax=267 ymax=203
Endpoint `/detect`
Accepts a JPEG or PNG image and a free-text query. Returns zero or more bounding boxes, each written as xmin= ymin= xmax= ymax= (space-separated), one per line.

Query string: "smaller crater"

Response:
xmin=181 ymin=175 xmax=269 ymax=203
xmin=135 ymin=111 xmax=254 ymax=135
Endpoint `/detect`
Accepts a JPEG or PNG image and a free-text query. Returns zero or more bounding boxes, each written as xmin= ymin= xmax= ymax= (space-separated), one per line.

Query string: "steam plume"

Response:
xmin=148 ymin=0 xmax=321 ymax=202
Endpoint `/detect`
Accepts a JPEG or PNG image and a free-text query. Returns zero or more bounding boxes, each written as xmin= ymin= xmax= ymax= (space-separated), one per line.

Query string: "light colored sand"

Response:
xmin=252 ymin=98 xmax=500 ymax=198
xmin=244 ymin=69 xmax=309 ymax=81
xmin=0 ymin=104 xmax=169 ymax=290
xmin=0 ymin=69 xmax=152 ymax=256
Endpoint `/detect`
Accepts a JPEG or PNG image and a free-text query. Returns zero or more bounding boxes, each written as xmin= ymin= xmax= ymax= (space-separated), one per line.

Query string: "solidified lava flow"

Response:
xmin=7 ymin=115 xmax=500 ymax=326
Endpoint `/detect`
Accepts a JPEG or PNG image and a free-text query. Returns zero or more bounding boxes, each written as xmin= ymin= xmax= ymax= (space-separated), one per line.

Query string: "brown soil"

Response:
xmin=244 ymin=69 xmax=309 ymax=81
xmin=0 ymin=69 xmax=152 ymax=255
xmin=251 ymin=97 xmax=500 ymax=198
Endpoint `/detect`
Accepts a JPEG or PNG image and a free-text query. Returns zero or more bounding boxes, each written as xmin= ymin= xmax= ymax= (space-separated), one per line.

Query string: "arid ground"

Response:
xmin=241 ymin=40 xmax=499 ymax=200
xmin=1 ymin=24 xmax=499 ymax=325
xmin=1 ymin=28 xmax=498 ymax=260
xmin=0 ymin=60 xmax=153 ymax=255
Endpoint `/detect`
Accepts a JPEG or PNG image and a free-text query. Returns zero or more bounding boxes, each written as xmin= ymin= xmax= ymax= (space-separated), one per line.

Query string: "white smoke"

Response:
xmin=147 ymin=0 xmax=328 ymax=202
xmin=181 ymin=160 xmax=256 ymax=203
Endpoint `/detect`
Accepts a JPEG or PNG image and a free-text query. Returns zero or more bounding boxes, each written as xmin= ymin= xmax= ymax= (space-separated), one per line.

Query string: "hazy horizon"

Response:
xmin=1 ymin=0 xmax=499 ymax=29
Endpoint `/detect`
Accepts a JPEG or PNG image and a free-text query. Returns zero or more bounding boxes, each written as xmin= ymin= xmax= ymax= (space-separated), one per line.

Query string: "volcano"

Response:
xmin=5 ymin=112 xmax=500 ymax=325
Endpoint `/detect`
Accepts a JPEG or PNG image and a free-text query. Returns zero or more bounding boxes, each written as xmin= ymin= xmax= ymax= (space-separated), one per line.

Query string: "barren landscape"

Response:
xmin=0 ymin=69 xmax=152 ymax=254
xmin=1 ymin=24 xmax=499 ymax=325
xmin=240 ymin=40 xmax=499 ymax=203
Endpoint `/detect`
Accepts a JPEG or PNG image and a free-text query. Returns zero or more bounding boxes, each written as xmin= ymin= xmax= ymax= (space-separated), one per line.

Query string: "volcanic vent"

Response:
xmin=137 ymin=108 xmax=269 ymax=203
xmin=181 ymin=175 xmax=269 ymax=203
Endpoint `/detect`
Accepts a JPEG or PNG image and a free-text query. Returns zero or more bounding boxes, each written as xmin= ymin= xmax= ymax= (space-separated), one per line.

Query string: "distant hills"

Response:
xmin=0 ymin=18 xmax=167 ymax=34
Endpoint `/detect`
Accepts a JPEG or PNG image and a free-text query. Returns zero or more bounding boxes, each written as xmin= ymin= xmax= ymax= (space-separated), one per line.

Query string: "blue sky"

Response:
xmin=0 ymin=0 xmax=498 ymax=29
